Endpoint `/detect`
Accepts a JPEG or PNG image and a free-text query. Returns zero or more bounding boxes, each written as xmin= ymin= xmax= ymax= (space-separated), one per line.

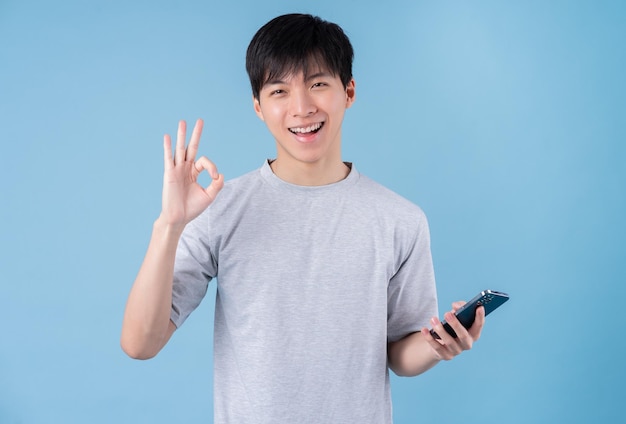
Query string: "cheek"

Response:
xmin=329 ymin=99 xmax=348 ymax=119
xmin=264 ymin=106 xmax=285 ymax=126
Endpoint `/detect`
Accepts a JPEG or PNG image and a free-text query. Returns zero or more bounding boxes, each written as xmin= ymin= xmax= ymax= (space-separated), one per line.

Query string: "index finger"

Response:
xmin=185 ymin=119 xmax=204 ymax=162
xmin=468 ymin=305 xmax=485 ymax=340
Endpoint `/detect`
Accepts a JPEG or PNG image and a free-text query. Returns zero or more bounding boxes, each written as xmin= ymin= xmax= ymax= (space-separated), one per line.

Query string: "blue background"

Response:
xmin=1 ymin=0 xmax=624 ymax=422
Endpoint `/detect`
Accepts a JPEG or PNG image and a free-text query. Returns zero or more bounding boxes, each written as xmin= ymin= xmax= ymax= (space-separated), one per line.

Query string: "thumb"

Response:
xmin=205 ymin=173 xmax=225 ymax=202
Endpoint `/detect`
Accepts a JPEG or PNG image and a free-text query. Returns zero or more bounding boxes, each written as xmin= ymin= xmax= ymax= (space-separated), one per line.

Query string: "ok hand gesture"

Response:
xmin=160 ymin=119 xmax=224 ymax=229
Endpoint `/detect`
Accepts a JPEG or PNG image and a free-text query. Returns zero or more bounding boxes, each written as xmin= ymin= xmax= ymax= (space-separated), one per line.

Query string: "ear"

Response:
xmin=345 ymin=78 xmax=356 ymax=109
xmin=253 ymin=96 xmax=264 ymax=121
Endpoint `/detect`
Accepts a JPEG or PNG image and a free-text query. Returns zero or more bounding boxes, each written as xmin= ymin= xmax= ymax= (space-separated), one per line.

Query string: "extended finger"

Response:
xmin=185 ymin=119 xmax=204 ymax=162
xmin=163 ymin=134 xmax=173 ymax=170
xmin=175 ymin=120 xmax=187 ymax=165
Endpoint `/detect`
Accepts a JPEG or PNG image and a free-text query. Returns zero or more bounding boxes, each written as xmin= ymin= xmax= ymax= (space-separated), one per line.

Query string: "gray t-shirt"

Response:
xmin=171 ymin=161 xmax=438 ymax=424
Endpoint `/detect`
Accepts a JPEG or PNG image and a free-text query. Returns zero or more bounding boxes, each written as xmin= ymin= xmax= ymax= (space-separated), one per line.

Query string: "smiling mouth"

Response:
xmin=288 ymin=122 xmax=324 ymax=135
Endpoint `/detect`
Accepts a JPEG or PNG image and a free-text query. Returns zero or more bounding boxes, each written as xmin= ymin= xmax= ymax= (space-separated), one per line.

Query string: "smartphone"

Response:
xmin=430 ymin=289 xmax=509 ymax=339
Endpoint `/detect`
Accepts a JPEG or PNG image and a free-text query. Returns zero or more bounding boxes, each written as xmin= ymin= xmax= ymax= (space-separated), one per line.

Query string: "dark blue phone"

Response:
xmin=430 ymin=290 xmax=509 ymax=339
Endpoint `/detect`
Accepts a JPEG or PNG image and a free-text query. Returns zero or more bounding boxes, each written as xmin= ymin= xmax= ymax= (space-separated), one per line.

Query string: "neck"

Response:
xmin=269 ymin=158 xmax=350 ymax=186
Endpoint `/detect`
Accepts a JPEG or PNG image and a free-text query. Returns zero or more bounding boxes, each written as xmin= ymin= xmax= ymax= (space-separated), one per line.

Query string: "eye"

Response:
xmin=312 ymin=82 xmax=327 ymax=89
xmin=271 ymin=89 xmax=285 ymax=96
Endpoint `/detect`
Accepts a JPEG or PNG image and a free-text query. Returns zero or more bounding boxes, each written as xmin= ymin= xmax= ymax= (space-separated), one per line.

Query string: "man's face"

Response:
xmin=253 ymin=68 xmax=356 ymax=170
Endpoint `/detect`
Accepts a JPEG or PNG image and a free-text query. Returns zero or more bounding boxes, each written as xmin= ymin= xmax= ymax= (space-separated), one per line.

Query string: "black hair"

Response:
xmin=246 ymin=14 xmax=354 ymax=100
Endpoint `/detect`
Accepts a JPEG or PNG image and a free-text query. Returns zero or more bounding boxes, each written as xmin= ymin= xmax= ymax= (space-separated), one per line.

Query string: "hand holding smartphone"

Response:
xmin=430 ymin=289 xmax=509 ymax=339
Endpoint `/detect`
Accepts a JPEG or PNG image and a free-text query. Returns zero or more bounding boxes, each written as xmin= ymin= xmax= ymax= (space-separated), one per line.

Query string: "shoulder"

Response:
xmin=350 ymin=171 xmax=432 ymax=263
xmin=354 ymin=172 xmax=427 ymax=222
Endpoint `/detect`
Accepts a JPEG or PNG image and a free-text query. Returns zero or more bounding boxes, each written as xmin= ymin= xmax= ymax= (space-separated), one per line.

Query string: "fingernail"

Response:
xmin=431 ymin=317 xmax=439 ymax=326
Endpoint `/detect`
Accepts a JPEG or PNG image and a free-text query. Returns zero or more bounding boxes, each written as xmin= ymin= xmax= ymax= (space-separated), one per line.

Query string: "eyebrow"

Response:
xmin=264 ymin=71 xmax=332 ymax=86
xmin=304 ymin=71 xmax=332 ymax=82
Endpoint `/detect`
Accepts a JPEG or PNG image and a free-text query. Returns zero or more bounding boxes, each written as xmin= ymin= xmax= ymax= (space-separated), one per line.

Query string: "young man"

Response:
xmin=121 ymin=13 xmax=484 ymax=423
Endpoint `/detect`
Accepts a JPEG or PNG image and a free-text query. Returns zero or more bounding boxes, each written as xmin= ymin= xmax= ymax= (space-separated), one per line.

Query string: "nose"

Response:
xmin=289 ymin=89 xmax=317 ymax=117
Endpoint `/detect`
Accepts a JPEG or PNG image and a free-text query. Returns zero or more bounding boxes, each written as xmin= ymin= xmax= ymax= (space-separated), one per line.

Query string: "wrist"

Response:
xmin=153 ymin=215 xmax=186 ymax=239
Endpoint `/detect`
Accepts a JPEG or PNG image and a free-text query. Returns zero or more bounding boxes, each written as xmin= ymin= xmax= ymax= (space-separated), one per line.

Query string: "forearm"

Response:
xmin=120 ymin=218 xmax=183 ymax=359
xmin=387 ymin=330 xmax=441 ymax=377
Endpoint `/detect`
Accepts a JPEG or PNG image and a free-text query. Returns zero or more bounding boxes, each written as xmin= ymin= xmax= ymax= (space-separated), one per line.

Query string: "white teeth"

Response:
xmin=289 ymin=122 xmax=323 ymax=134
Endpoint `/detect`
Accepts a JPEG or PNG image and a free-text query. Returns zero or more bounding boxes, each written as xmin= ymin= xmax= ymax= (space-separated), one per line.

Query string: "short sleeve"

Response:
xmin=170 ymin=208 xmax=217 ymax=328
xmin=387 ymin=211 xmax=438 ymax=342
